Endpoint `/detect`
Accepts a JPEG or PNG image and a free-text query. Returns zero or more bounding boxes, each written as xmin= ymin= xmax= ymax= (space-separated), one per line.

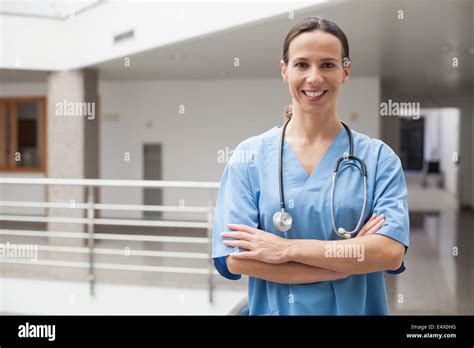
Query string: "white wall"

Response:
xmin=422 ymin=108 xmax=460 ymax=197
xmin=338 ymin=77 xmax=380 ymax=139
xmin=98 ymin=77 xmax=380 ymax=219
xmin=423 ymin=110 xmax=441 ymax=161
xmin=0 ymin=2 xmax=315 ymax=70
xmin=0 ymin=82 xmax=46 ymax=96
xmin=439 ymin=108 xmax=460 ymax=197
xmin=0 ymin=76 xmax=381 ymax=219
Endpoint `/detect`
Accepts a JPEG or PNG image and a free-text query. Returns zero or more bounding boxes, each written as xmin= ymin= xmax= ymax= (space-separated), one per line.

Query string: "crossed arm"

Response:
xmin=226 ymin=256 xmax=349 ymax=284
xmin=223 ymin=214 xmax=406 ymax=284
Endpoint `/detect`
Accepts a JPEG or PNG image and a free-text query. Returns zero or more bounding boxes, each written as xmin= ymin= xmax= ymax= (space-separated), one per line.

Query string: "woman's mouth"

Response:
xmin=302 ymin=89 xmax=328 ymax=101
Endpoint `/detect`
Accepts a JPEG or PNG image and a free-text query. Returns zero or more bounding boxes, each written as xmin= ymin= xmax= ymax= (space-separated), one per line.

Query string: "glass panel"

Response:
xmin=16 ymin=101 xmax=40 ymax=168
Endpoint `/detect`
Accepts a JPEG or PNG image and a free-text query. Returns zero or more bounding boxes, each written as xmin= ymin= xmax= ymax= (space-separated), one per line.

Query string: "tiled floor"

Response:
xmin=1 ymin=176 xmax=473 ymax=314
xmin=386 ymin=176 xmax=474 ymax=314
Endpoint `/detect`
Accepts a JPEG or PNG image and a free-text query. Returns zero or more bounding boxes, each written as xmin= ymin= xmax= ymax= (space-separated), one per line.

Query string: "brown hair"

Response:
xmin=282 ymin=16 xmax=350 ymax=119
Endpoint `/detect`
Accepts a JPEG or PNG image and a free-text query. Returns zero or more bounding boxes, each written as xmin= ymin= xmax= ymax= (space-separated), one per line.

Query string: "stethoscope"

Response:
xmin=272 ymin=118 xmax=368 ymax=239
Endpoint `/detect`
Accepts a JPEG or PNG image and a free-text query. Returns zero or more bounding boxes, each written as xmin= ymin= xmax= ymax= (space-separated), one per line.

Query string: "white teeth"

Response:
xmin=304 ymin=90 xmax=324 ymax=97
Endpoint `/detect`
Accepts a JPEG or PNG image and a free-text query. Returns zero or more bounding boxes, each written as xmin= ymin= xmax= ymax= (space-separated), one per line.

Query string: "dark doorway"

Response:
xmin=143 ymin=143 xmax=162 ymax=219
xmin=400 ymin=117 xmax=424 ymax=171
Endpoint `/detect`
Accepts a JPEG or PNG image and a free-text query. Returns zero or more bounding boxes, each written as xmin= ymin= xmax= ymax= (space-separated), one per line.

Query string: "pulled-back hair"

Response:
xmin=282 ymin=17 xmax=350 ymax=119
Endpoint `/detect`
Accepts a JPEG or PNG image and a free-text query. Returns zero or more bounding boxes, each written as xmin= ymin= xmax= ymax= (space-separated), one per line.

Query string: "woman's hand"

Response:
xmin=356 ymin=213 xmax=385 ymax=238
xmin=221 ymin=224 xmax=291 ymax=264
xmin=221 ymin=213 xmax=385 ymax=264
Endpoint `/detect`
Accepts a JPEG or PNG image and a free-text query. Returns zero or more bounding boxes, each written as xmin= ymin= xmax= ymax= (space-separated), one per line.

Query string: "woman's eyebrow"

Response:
xmin=293 ymin=57 xmax=339 ymax=62
xmin=321 ymin=57 xmax=339 ymax=62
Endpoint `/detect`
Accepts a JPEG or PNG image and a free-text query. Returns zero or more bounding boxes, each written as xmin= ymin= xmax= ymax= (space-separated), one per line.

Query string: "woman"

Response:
xmin=212 ymin=17 xmax=409 ymax=315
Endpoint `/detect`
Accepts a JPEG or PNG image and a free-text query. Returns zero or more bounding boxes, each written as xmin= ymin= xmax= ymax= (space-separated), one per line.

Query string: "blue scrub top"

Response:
xmin=212 ymin=124 xmax=410 ymax=315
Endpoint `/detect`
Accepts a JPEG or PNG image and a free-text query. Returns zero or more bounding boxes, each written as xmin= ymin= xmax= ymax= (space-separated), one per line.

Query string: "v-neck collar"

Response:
xmin=280 ymin=125 xmax=348 ymax=191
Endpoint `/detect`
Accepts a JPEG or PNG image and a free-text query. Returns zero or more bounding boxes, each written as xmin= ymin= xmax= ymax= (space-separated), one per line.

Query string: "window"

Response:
xmin=0 ymin=97 xmax=46 ymax=172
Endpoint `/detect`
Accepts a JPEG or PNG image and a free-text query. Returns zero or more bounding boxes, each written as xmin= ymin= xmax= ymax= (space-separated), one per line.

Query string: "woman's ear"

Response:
xmin=280 ymin=59 xmax=288 ymax=84
xmin=341 ymin=59 xmax=352 ymax=84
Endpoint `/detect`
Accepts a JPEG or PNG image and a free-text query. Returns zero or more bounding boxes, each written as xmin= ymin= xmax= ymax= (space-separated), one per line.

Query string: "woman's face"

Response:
xmin=280 ymin=30 xmax=351 ymax=115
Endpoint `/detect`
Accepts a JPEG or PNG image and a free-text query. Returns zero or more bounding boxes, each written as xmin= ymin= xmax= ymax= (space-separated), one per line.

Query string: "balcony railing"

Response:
xmin=0 ymin=177 xmax=220 ymax=303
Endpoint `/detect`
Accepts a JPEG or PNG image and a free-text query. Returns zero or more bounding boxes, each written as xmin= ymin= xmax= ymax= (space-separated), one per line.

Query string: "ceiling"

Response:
xmin=1 ymin=0 xmax=473 ymax=93
xmin=92 ymin=0 xmax=473 ymax=91
xmin=0 ymin=0 xmax=103 ymax=20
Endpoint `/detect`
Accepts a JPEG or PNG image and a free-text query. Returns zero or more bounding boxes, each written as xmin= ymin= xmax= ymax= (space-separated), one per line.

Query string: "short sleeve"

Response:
xmin=212 ymin=143 xmax=259 ymax=280
xmin=372 ymin=148 xmax=410 ymax=275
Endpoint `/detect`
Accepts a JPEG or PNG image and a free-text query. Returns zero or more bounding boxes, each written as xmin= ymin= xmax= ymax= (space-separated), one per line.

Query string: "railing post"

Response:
xmin=87 ymin=185 xmax=95 ymax=297
xmin=207 ymin=191 xmax=215 ymax=304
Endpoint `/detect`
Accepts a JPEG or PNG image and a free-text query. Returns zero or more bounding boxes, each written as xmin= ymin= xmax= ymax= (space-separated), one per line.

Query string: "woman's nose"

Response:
xmin=307 ymin=67 xmax=323 ymax=84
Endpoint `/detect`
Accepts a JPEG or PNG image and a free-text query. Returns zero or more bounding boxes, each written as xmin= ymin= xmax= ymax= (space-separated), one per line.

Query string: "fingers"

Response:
xmin=230 ymin=251 xmax=257 ymax=259
xmin=365 ymin=217 xmax=385 ymax=236
xmin=358 ymin=216 xmax=372 ymax=237
xmin=358 ymin=213 xmax=384 ymax=237
xmin=361 ymin=213 xmax=377 ymax=232
xmin=221 ymin=231 xmax=253 ymax=241
xmin=222 ymin=239 xmax=253 ymax=250
xmin=227 ymin=223 xmax=257 ymax=234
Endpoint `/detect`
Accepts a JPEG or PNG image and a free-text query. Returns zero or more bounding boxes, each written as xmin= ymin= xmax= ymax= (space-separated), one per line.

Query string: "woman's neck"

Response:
xmin=285 ymin=105 xmax=342 ymax=146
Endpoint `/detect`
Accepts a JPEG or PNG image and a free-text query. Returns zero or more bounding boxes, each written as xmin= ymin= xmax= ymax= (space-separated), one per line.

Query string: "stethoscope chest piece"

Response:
xmin=273 ymin=209 xmax=293 ymax=232
xmin=337 ymin=227 xmax=352 ymax=239
xmin=273 ymin=119 xmax=368 ymax=237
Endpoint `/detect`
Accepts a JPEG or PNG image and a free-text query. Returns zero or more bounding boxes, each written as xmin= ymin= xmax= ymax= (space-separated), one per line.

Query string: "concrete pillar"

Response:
xmin=46 ymin=69 xmax=99 ymax=246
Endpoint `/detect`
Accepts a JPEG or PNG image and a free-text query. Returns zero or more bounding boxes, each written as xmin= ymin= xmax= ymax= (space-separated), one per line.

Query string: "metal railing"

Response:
xmin=227 ymin=296 xmax=249 ymax=315
xmin=0 ymin=177 xmax=220 ymax=303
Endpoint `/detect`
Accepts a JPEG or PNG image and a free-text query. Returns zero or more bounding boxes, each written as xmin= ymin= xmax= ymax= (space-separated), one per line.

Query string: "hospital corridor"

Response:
xmin=0 ymin=0 xmax=473 ymax=324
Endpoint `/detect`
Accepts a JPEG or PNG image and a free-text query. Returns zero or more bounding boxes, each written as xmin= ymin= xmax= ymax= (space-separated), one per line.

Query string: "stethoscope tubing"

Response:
xmin=274 ymin=117 xmax=368 ymax=238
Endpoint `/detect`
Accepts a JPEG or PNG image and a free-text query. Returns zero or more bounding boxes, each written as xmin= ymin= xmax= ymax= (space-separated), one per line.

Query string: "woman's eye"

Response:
xmin=295 ymin=62 xmax=335 ymax=68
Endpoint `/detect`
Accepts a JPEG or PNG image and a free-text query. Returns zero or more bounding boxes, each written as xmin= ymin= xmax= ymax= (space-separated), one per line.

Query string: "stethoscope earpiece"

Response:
xmin=273 ymin=119 xmax=368 ymax=237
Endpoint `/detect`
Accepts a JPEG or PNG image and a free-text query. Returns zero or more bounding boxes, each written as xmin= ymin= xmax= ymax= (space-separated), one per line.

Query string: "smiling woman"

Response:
xmin=212 ymin=16 xmax=409 ymax=316
xmin=281 ymin=17 xmax=350 ymax=121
